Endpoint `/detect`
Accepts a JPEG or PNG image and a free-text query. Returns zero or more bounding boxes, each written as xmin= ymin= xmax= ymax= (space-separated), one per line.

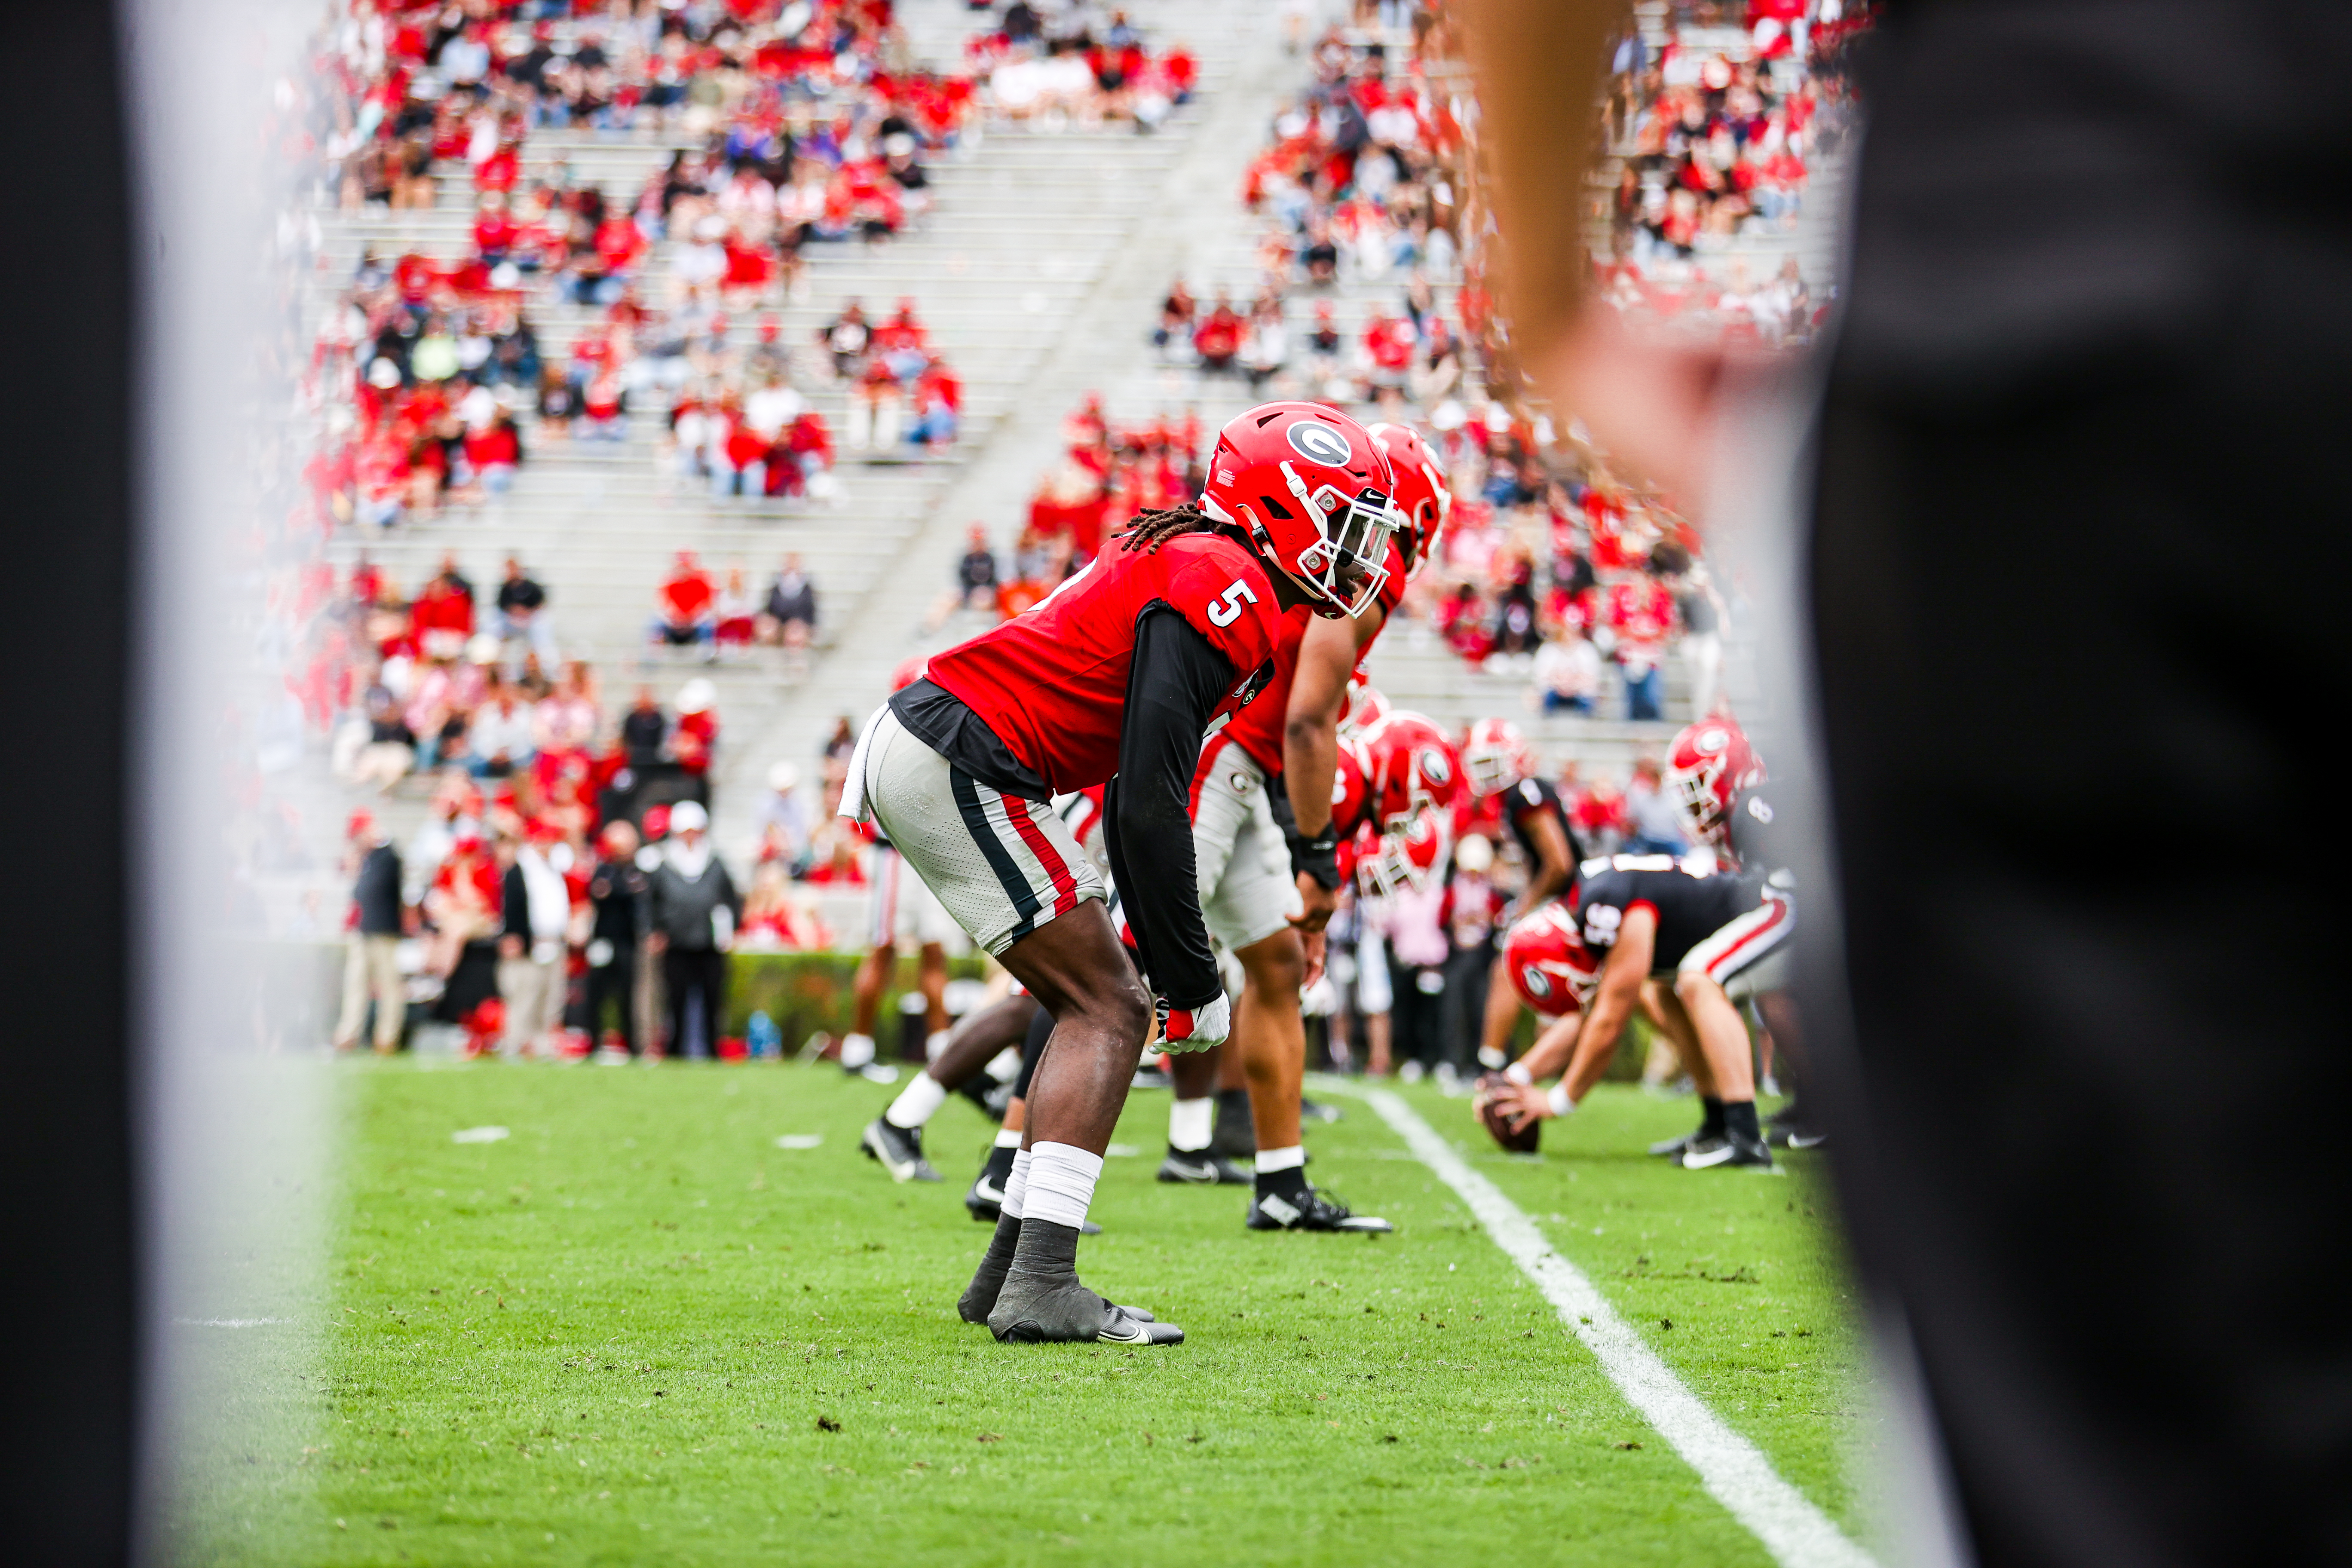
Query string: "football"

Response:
xmin=1474 ymin=1072 xmax=1541 ymax=1153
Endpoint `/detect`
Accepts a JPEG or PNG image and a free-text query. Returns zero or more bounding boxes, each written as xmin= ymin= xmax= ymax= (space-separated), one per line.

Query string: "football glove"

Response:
xmin=1156 ymin=991 xmax=1231 ymax=1052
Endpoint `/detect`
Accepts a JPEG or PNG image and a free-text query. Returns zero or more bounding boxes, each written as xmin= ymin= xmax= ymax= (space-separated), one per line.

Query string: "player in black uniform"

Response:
xmin=1462 ymin=719 xmax=1583 ymax=1069
xmin=1498 ymin=854 xmax=1792 ymax=1168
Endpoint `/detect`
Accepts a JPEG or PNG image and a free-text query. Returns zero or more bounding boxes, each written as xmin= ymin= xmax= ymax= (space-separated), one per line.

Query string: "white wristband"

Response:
xmin=1546 ymin=1081 xmax=1576 ymax=1118
xmin=1504 ymin=1061 xmax=1533 ymax=1087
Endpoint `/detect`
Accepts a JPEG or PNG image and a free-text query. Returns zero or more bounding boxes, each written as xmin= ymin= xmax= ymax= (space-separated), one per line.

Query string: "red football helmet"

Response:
xmin=1329 ymin=734 xmax=1376 ymax=840
xmin=1338 ymin=676 xmax=1390 ymax=735
xmin=1366 ymin=422 xmax=1451 ymax=578
xmin=1362 ymin=805 xmax=1451 ymax=899
xmin=1360 ymin=710 xmax=1464 ymax=832
xmin=888 ymin=654 xmax=929 ymax=693
xmin=1665 ymin=715 xmax=1765 ymax=847
xmin=1200 ymin=401 xmax=1403 ymax=619
xmin=1502 ymin=903 xmax=1600 ymax=1017
xmin=1461 ymin=717 xmax=1531 ymax=797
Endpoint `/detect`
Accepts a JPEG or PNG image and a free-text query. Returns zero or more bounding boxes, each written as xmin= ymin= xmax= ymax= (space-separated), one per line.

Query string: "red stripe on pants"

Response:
xmin=1703 ymin=895 xmax=1789 ymax=981
xmin=1001 ymin=792 xmax=1080 ymax=917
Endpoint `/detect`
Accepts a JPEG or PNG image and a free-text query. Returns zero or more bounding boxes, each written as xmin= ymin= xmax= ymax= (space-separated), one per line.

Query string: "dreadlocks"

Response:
xmin=1118 ymin=503 xmax=1252 ymax=556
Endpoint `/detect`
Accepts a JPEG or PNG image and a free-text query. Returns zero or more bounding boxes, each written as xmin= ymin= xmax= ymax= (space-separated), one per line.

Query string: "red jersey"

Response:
xmin=1212 ymin=536 xmax=1408 ymax=778
xmin=924 ymin=531 xmax=1284 ymax=795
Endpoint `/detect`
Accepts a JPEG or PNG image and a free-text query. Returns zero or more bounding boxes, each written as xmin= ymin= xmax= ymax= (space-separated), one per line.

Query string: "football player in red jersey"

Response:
xmin=842 ymin=401 xmax=1401 ymax=1344
xmin=1185 ymin=425 xmax=1439 ymax=1222
xmin=1164 ymin=419 xmax=1443 ymax=1230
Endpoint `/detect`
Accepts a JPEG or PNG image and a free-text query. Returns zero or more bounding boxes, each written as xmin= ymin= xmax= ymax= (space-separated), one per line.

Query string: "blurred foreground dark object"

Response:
xmin=1811 ymin=3 xmax=2352 ymax=1562
xmin=0 ymin=1 xmax=137 ymax=1563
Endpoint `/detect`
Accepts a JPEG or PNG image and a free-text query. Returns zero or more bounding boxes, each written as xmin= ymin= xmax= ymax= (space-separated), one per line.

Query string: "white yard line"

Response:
xmin=1337 ymin=1082 xmax=1877 ymax=1568
xmin=171 ymin=1317 xmax=294 ymax=1328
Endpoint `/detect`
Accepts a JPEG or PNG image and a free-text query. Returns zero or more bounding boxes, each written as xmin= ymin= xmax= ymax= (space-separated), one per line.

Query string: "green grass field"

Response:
xmin=184 ymin=1059 xmax=1869 ymax=1567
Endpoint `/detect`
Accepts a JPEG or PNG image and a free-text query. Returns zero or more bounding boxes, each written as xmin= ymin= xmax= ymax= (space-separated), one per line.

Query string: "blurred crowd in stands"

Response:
xmin=311 ymin=0 xmax=983 ymax=533
xmin=323 ymin=541 xmax=848 ymax=1061
xmin=962 ymin=3 xmax=1197 ymax=131
xmin=1593 ymin=0 xmax=1865 ymax=342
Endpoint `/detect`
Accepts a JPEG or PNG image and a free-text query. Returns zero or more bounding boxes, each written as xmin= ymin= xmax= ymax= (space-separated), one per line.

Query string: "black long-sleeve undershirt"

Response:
xmin=1102 ymin=604 xmax=1238 ymax=1011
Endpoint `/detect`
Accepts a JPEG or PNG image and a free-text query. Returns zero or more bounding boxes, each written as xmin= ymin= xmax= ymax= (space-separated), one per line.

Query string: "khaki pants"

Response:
xmin=498 ymin=955 xmax=561 ymax=1058
xmin=334 ymin=934 xmax=405 ymax=1052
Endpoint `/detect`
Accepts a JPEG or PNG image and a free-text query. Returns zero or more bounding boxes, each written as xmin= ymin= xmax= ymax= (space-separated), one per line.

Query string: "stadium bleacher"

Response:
xmin=291 ymin=0 xmax=1850 ymax=940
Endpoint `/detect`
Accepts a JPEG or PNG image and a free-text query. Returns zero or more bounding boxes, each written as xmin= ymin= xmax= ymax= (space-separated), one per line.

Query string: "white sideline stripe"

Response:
xmin=1352 ymin=1085 xmax=1876 ymax=1568
xmin=173 ymin=1317 xmax=294 ymax=1328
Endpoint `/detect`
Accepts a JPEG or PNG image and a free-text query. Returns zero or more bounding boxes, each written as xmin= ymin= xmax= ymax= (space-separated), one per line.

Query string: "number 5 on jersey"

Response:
xmin=1205 ymin=578 xmax=1260 ymax=628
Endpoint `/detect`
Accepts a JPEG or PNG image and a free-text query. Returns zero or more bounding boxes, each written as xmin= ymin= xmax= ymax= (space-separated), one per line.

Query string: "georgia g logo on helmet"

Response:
xmin=1286 ymin=420 xmax=1354 ymax=466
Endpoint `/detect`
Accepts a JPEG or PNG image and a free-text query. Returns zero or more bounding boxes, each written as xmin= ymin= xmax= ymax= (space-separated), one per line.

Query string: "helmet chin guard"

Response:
xmin=1278 ymin=461 xmax=1397 ymax=618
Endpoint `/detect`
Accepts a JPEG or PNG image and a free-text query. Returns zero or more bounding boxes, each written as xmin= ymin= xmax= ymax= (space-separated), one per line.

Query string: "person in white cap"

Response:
xmin=644 ymin=799 xmax=741 ymax=1059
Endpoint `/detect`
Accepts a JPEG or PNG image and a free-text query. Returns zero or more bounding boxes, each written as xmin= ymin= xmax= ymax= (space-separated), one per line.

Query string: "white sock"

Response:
xmin=840 ymin=1032 xmax=876 ymax=1069
xmin=925 ymin=1029 xmax=952 ymax=1061
xmin=884 ymin=1071 xmax=949 ymax=1130
xmin=1255 ymin=1145 xmax=1306 ymax=1175
xmin=983 ymin=1046 xmax=1022 ymax=1083
xmin=1023 ymin=1142 xmax=1104 ymax=1231
xmin=1002 ymin=1148 xmax=1033 ymax=1219
xmin=992 ymin=1126 xmax=1024 ymax=1149
xmin=1168 ymin=1096 xmax=1213 ymax=1152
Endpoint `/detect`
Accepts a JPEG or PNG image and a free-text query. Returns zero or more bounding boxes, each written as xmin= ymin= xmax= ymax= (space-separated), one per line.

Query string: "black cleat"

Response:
xmin=1767 ymin=1102 xmax=1826 ymax=1149
xmin=965 ymin=1167 xmax=1008 ymax=1221
xmin=1246 ymin=1186 xmax=1394 ymax=1233
xmin=861 ymin=1118 xmax=943 ymax=1183
xmin=1157 ymin=1147 xmax=1253 ymax=1185
xmin=1299 ymin=1097 xmax=1343 ymax=1124
xmin=1680 ymin=1133 xmax=1777 ymax=1171
xmin=1648 ymin=1129 xmax=1703 ymax=1159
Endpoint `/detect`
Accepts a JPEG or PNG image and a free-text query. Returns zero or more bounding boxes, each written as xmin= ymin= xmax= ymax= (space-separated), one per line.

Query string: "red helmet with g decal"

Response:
xmin=1360 ymin=710 xmax=1464 ymax=833
xmin=1200 ymin=401 xmax=1403 ymax=619
xmin=1502 ymin=903 xmax=1600 ymax=1017
xmin=1461 ymin=717 xmax=1531 ymax=797
xmin=1664 ymin=714 xmax=1764 ymax=847
xmin=1366 ymin=421 xmax=1451 ymax=578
